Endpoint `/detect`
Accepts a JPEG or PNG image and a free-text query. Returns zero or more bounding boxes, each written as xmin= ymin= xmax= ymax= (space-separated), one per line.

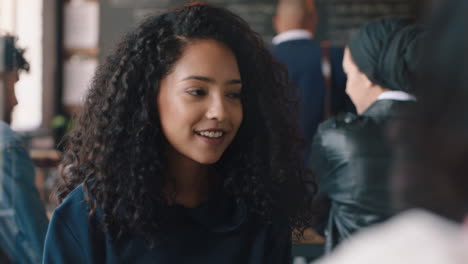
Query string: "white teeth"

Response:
xmin=198 ymin=131 xmax=223 ymax=138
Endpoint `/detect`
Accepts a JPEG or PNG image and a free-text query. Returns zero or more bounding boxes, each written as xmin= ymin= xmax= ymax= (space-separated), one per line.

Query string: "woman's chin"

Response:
xmin=196 ymin=157 xmax=221 ymax=165
xmin=192 ymin=153 xmax=223 ymax=165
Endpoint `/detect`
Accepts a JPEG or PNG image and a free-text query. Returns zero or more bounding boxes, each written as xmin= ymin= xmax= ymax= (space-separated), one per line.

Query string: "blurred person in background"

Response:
xmin=271 ymin=0 xmax=352 ymax=163
xmin=0 ymin=35 xmax=49 ymax=263
xmin=313 ymin=1 xmax=468 ymax=263
xmin=309 ymin=18 xmax=424 ymax=252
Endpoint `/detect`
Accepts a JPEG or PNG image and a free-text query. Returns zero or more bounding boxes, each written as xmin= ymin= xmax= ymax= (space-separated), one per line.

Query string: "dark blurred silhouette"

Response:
xmin=390 ymin=0 xmax=468 ymax=223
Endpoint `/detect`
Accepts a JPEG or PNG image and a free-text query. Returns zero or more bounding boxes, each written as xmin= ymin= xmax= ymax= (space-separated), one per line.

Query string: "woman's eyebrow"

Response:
xmin=182 ymin=75 xmax=241 ymax=85
xmin=226 ymin=79 xmax=242 ymax=85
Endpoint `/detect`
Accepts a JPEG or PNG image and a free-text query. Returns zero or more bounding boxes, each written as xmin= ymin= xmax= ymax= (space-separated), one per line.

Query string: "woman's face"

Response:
xmin=1 ymin=71 xmax=19 ymax=124
xmin=157 ymin=39 xmax=243 ymax=165
xmin=343 ymin=47 xmax=374 ymax=114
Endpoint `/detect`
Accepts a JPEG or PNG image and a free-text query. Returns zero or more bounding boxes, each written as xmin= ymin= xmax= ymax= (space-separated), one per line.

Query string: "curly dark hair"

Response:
xmin=56 ymin=2 xmax=315 ymax=244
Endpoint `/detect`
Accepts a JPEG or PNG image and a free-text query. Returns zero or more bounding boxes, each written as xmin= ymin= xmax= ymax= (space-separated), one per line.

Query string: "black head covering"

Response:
xmin=348 ymin=17 xmax=424 ymax=93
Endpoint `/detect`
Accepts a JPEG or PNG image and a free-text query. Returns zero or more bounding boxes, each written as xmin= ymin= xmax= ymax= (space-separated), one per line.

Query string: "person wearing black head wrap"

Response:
xmin=343 ymin=17 xmax=424 ymax=114
xmin=308 ymin=18 xmax=424 ymax=252
xmin=311 ymin=1 xmax=468 ymax=262
xmin=348 ymin=17 xmax=424 ymax=93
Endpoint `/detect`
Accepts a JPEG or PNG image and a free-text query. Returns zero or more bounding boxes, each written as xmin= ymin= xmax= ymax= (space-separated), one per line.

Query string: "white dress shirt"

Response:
xmin=272 ymin=29 xmax=313 ymax=45
xmin=377 ymin=91 xmax=416 ymax=102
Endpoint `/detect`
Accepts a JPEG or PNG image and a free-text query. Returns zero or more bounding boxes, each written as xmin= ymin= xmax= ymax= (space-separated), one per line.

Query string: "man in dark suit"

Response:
xmin=271 ymin=0 xmax=352 ymax=162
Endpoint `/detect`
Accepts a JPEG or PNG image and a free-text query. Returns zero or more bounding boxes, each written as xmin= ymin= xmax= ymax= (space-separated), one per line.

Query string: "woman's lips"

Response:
xmin=194 ymin=130 xmax=226 ymax=146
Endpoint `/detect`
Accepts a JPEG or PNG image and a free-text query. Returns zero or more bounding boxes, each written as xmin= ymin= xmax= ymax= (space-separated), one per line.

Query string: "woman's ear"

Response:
xmin=356 ymin=70 xmax=374 ymax=93
xmin=362 ymin=73 xmax=375 ymax=90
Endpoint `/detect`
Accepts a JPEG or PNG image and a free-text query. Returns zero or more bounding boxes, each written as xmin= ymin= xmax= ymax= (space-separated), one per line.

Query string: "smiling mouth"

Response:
xmin=194 ymin=130 xmax=225 ymax=139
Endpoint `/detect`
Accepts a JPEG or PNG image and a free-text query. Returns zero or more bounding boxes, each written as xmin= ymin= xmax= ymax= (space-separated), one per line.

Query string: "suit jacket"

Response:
xmin=309 ymin=100 xmax=412 ymax=252
xmin=272 ymin=39 xmax=352 ymax=161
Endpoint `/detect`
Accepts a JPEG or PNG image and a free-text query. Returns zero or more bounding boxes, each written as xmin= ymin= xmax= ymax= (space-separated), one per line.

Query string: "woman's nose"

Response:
xmin=205 ymin=96 xmax=227 ymax=122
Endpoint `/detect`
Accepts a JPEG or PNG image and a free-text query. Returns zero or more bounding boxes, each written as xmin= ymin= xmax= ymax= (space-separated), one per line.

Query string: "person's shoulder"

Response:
xmin=317 ymin=113 xmax=364 ymax=134
xmin=52 ymin=184 xmax=89 ymax=221
xmin=314 ymin=113 xmax=376 ymax=151
xmin=45 ymin=184 xmax=101 ymax=262
xmin=0 ymin=121 xmax=19 ymax=148
xmin=0 ymin=121 xmax=12 ymax=133
xmin=0 ymin=120 xmax=11 ymax=132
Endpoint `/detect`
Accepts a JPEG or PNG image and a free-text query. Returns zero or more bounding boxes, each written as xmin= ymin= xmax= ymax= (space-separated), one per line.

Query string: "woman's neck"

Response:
xmin=164 ymin=147 xmax=212 ymax=208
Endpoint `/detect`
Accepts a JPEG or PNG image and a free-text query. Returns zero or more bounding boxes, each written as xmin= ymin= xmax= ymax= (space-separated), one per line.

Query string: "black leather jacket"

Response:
xmin=309 ymin=100 xmax=412 ymax=252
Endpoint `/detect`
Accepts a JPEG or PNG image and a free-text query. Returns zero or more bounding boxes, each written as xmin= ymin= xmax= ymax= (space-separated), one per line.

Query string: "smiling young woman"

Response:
xmin=43 ymin=3 xmax=315 ymax=263
xmin=158 ymin=39 xmax=243 ymax=208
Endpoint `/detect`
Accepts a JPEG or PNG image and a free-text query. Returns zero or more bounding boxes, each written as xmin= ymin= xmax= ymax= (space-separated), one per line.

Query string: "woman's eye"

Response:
xmin=187 ymin=89 xmax=206 ymax=96
xmin=227 ymin=92 xmax=242 ymax=99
